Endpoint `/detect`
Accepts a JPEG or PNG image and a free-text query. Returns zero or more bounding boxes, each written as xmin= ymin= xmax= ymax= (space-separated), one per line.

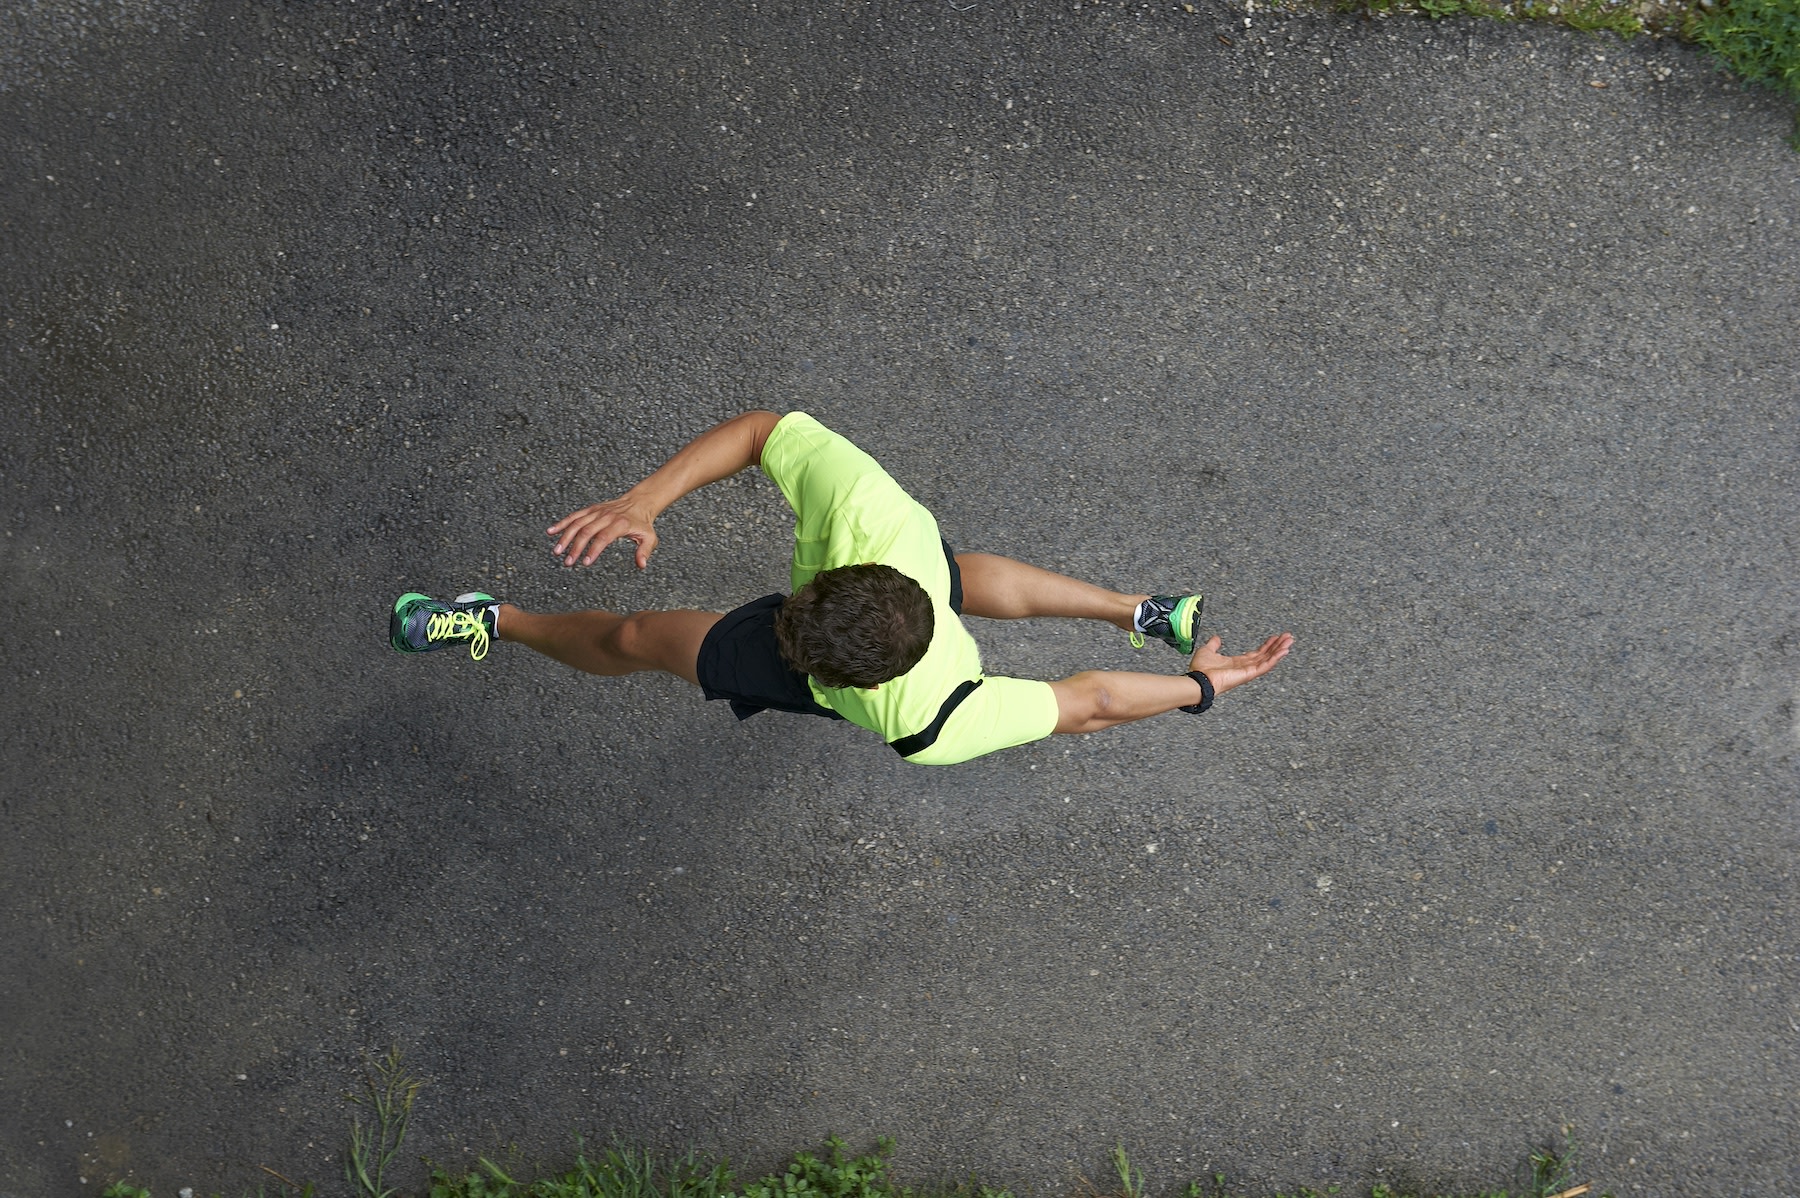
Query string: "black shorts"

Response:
xmin=697 ymin=540 xmax=964 ymax=722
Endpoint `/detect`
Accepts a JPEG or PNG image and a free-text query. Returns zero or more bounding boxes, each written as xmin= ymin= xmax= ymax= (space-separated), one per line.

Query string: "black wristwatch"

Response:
xmin=1179 ymin=670 xmax=1215 ymax=715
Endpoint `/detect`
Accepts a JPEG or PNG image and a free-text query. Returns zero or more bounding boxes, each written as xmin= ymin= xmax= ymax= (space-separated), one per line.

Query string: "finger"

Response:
xmin=582 ymin=524 xmax=636 ymax=566
xmin=559 ymin=526 xmax=599 ymax=564
xmin=550 ymin=512 xmax=593 ymax=556
xmin=580 ymin=532 xmax=620 ymax=566
xmin=1188 ymin=635 xmax=1225 ymax=670
xmin=634 ymin=534 xmax=656 ymax=570
xmin=564 ymin=514 xmax=625 ymax=563
xmin=574 ymin=527 xmax=622 ymax=566
xmin=548 ymin=504 xmax=600 ymax=538
xmin=555 ymin=526 xmax=594 ymax=561
xmin=1247 ymin=635 xmax=1293 ymax=668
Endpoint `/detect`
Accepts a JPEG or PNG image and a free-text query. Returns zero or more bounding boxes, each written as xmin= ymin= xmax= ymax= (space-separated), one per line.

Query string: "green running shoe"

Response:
xmin=1129 ymin=593 xmax=1204 ymax=654
xmin=390 ymin=592 xmax=500 ymax=660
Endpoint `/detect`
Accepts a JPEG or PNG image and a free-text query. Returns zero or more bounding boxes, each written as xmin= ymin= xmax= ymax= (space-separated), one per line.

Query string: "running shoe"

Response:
xmin=390 ymin=592 xmax=500 ymax=660
xmin=1129 ymin=593 xmax=1204 ymax=654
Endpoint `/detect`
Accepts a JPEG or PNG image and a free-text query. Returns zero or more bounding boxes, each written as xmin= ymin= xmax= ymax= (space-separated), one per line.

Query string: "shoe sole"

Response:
xmin=1169 ymin=594 xmax=1204 ymax=654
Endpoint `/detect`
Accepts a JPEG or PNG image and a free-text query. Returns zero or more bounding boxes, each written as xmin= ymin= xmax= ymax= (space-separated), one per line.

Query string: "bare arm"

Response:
xmin=1048 ymin=632 xmax=1294 ymax=734
xmin=547 ymin=410 xmax=783 ymax=567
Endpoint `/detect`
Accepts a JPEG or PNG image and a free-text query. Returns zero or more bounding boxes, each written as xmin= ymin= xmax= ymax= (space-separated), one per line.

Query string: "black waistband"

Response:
xmin=888 ymin=678 xmax=983 ymax=758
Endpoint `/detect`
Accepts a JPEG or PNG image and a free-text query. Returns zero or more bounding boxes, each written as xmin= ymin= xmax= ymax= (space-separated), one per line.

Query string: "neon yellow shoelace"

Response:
xmin=426 ymin=609 xmax=490 ymax=660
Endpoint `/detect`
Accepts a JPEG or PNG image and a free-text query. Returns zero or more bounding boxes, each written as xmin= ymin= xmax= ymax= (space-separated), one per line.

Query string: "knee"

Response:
xmin=1080 ymin=678 xmax=1117 ymax=728
xmin=606 ymin=612 xmax=654 ymax=664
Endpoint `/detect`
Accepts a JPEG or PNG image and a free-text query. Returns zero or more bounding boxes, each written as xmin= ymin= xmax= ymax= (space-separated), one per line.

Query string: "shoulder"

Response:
xmin=762 ymin=412 xmax=896 ymax=509
xmin=763 ymin=411 xmax=847 ymax=460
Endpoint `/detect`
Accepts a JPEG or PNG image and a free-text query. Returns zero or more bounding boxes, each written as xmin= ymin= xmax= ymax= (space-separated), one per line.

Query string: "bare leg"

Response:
xmin=495 ymin=604 xmax=721 ymax=686
xmin=953 ymin=553 xmax=1148 ymax=632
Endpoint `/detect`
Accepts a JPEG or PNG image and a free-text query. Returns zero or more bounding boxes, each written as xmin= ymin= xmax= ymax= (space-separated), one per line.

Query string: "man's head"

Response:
xmin=774 ymin=563 xmax=934 ymax=689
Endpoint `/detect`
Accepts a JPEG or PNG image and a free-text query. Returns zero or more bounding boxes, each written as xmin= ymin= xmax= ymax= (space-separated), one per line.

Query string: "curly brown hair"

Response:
xmin=773 ymin=563 xmax=935 ymax=689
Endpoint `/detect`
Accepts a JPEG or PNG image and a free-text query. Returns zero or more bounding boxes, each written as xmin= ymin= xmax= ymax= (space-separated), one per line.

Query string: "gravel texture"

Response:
xmin=2 ymin=3 xmax=1796 ymax=1197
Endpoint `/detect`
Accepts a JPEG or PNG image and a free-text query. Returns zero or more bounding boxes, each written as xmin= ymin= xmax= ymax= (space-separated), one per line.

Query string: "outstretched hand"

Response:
xmin=1189 ymin=632 xmax=1294 ymax=697
xmin=547 ymin=495 xmax=660 ymax=568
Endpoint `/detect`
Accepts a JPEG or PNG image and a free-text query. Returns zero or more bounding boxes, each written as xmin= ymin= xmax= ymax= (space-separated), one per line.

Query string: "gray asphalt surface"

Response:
xmin=3 ymin=2 xmax=1796 ymax=1196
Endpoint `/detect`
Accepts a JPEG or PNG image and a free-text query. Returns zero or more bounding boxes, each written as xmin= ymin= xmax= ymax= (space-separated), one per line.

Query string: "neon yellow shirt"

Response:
xmin=759 ymin=412 xmax=1059 ymax=765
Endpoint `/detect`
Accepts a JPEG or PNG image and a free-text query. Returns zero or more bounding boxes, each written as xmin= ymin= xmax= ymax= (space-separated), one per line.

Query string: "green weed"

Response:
xmin=1112 ymin=1144 xmax=1149 ymax=1198
xmin=346 ymin=1047 xmax=423 ymax=1198
xmin=739 ymin=1136 xmax=898 ymax=1198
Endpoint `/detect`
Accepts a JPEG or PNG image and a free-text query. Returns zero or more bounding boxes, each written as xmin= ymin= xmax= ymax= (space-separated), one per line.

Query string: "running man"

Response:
xmin=390 ymin=410 xmax=1293 ymax=765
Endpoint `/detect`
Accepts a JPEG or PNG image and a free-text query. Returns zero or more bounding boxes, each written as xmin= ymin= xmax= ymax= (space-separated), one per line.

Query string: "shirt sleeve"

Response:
xmin=759 ymin=412 xmax=905 ymax=528
xmin=899 ymin=676 xmax=1061 ymax=766
xmin=759 ymin=411 xmax=939 ymax=592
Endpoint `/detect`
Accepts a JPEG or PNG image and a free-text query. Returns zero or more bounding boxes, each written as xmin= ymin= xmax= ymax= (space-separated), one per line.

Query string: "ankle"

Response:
xmin=494 ymin=603 xmax=523 ymax=640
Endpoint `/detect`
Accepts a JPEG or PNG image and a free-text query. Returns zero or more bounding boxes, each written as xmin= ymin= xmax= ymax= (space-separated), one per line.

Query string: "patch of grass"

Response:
xmin=1690 ymin=0 xmax=1800 ymax=98
xmin=94 ymin=1136 xmax=1610 ymax=1198
xmin=1689 ymin=0 xmax=1800 ymax=143
xmin=426 ymin=1135 xmax=1011 ymax=1198
xmin=100 ymin=1053 xmax=1613 ymax=1198
xmin=426 ymin=1139 xmax=739 ymax=1198
xmin=1315 ymin=0 xmax=1800 ymax=144
xmin=1326 ymin=0 xmax=1646 ymax=37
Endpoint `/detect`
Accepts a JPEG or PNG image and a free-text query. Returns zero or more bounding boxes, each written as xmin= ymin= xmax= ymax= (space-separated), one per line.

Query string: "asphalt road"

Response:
xmin=3 ymin=2 xmax=1796 ymax=1196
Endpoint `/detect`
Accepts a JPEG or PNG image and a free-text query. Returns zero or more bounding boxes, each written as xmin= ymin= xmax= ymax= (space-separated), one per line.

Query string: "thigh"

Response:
xmin=949 ymin=551 xmax=1135 ymax=624
xmin=620 ymin=609 xmax=723 ymax=686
